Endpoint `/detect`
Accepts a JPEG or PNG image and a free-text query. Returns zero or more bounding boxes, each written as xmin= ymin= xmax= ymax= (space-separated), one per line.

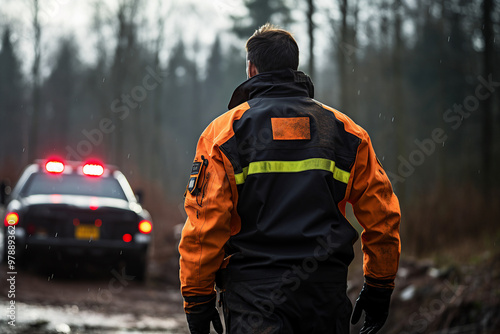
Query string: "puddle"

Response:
xmin=1 ymin=301 xmax=189 ymax=334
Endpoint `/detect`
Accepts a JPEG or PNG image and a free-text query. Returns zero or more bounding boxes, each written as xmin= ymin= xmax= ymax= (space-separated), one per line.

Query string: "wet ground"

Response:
xmin=2 ymin=251 xmax=500 ymax=334
xmin=0 ymin=262 xmax=191 ymax=334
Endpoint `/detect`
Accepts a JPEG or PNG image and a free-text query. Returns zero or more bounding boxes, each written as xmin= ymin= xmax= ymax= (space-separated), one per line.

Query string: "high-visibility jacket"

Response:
xmin=179 ymin=69 xmax=401 ymax=301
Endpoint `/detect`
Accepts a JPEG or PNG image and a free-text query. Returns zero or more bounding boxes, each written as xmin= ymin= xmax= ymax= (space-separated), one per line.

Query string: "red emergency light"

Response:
xmin=83 ymin=163 xmax=104 ymax=177
xmin=45 ymin=160 xmax=65 ymax=174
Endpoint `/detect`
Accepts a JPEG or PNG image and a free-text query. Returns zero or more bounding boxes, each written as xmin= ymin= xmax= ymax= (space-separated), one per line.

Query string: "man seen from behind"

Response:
xmin=179 ymin=23 xmax=401 ymax=334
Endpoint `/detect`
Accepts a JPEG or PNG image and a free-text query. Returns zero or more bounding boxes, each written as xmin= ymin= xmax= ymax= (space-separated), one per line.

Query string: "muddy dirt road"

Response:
xmin=0 ymin=262 xmax=191 ymax=334
xmin=2 ymin=252 xmax=500 ymax=333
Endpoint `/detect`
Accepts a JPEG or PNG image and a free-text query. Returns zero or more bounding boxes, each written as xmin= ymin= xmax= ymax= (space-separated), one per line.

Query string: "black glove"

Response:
xmin=185 ymin=294 xmax=223 ymax=334
xmin=351 ymin=283 xmax=393 ymax=334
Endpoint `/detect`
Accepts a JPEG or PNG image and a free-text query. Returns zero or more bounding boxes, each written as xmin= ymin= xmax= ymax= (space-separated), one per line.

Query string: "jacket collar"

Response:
xmin=227 ymin=69 xmax=315 ymax=110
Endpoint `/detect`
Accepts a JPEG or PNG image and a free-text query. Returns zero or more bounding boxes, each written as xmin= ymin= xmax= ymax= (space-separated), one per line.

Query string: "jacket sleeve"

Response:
xmin=347 ymin=132 xmax=401 ymax=289
xmin=179 ymin=132 xmax=234 ymax=300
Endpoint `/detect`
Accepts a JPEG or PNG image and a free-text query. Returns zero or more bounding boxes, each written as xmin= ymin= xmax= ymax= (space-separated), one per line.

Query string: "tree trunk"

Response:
xmin=338 ymin=0 xmax=348 ymax=110
xmin=29 ymin=0 xmax=41 ymax=162
xmin=307 ymin=0 xmax=315 ymax=78
xmin=436 ymin=0 xmax=447 ymax=194
xmin=481 ymin=0 xmax=493 ymax=194
xmin=392 ymin=0 xmax=406 ymax=201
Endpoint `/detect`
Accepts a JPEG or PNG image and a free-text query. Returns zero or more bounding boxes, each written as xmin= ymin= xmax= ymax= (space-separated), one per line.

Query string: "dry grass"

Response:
xmin=402 ymin=184 xmax=500 ymax=262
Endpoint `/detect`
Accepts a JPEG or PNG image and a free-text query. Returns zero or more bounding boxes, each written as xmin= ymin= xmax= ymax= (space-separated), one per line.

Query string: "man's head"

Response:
xmin=245 ymin=23 xmax=299 ymax=78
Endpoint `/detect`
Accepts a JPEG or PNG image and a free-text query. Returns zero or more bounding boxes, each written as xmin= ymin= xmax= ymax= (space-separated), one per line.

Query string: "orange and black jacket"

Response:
xmin=179 ymin=69 xmax=401 ymax=304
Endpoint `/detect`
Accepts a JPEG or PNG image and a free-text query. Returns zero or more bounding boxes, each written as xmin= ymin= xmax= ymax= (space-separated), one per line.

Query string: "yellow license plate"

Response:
xmin=75 ymin=225 xmax=100 ymax=240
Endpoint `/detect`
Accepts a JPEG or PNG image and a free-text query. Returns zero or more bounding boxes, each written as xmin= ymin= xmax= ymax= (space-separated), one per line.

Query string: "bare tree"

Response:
xmin=149 ymin=0 xmax=167 ymax=181
xmin=392 ymin=0 xmax=406 ymax=199
xmin=0 ymin=27 xmax=25 ymax=173
xmin=28 ymin=0 xmax=41 ymax=162
xmin=338 ymin=0 xmax=348 ymax=109
xmin=307 ymin=0 xmax=315 ymax=78
xmin=335 ymin=0 xmax=359 ymax=117
xmin=481 ymin=0 xmax=494 ymax=194
xmin=109 ymin=0 xmax=141 ymax=167
xmin=231 ymin=0 xmax=292 ymax=38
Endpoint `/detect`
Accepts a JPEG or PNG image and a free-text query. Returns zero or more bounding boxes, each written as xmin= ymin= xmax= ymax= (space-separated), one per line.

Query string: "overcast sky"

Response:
xmin=0 ymin=0 xmax=359 ymax=80
xmin=0 ymin=0 xmax=249 ymax=76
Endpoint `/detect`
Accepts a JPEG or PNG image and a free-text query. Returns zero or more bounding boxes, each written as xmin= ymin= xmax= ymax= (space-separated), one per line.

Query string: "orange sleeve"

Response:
xmin=348 ymin=132 xmax=401 ymax=288
xmin=179 ymin=131 xmax=235 ymax=298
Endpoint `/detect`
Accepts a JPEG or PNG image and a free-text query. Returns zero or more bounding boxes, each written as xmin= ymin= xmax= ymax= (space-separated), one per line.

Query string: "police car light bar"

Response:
xmin=45 ymin=160 xmax=65 ymax=174
xmin=83 ymin=163 xmax=104 ymax=177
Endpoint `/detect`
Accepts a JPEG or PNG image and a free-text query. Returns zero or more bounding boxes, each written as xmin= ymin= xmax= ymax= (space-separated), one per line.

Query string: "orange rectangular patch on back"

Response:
xmin=271 ymin=117 xmax=311 ymax=140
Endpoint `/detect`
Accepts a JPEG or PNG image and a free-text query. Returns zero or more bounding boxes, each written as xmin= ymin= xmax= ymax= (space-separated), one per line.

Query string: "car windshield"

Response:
xmin=22 ymin=173 xmax=127 ymax=200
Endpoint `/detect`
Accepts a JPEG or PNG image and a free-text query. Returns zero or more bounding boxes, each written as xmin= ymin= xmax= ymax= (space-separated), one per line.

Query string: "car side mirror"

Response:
xmin=135 ymin=190 xmax=144 ymax=204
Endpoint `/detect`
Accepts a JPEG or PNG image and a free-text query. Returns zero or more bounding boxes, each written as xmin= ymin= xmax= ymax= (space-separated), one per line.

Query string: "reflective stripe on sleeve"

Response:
xmin=234 ymin=158 xmax=350 ymax=185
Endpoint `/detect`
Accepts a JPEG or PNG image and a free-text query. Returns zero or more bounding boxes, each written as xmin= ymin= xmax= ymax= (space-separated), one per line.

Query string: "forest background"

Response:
xmin=1 ymin=0 xmax=499 ymax=282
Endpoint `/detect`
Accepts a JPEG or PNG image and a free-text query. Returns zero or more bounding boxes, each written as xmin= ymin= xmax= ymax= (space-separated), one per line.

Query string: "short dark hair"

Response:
xmin=246 ymin=23 xmax=299 ymax=73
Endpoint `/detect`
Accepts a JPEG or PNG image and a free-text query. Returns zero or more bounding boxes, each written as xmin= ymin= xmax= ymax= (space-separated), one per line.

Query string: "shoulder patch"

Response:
xmin=271 ymin=117 xmax=311 ymax=140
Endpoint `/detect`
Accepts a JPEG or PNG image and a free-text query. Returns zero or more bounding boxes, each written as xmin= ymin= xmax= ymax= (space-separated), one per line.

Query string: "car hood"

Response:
xmin=19 ymin=194 xmax=142 ymax=213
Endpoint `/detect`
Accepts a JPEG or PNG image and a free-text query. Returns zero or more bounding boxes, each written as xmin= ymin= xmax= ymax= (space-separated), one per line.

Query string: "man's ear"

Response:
xmin=247 ymin=61 xmax=259 ymax=78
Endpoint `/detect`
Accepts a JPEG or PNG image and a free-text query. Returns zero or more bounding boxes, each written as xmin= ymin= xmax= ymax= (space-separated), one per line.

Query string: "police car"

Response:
xmin=1 ymin=159 xmax=152 ymax=279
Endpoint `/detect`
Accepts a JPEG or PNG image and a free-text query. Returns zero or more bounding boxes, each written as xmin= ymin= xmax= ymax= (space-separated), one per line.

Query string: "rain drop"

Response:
xmin=55 ymin=232 xmax=58 ymax=237
xmin=357 ymin=90 xmax=361 ymax=95
xmin=379 ymin=113 xmax=382 ymax=118
xmin=391 ymin=117 xmax=395 ymax=122
xmin=447 ymin=36 xmax=450 ymax=42
xmin=102 ymin=77 xmax=106 ymax=83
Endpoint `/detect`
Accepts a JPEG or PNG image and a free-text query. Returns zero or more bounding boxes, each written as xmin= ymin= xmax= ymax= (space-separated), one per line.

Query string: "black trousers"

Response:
xmin=221 ymin=277 xmax=352 ymax=334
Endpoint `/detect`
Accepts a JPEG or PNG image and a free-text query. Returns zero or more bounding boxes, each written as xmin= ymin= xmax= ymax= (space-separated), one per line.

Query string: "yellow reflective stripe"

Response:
xmin=249 ymin=158 xmax=334 ymax=174
xmin=233 ymin=158 xmax=350 ymax=185
xmin=333 ymin=167 xmax=351 ymax=184
xmin=234 ymin=167 xmax=248 ymax=185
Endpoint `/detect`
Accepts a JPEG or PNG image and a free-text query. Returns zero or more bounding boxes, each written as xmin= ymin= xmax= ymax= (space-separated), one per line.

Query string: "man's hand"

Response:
xmin=351 ymin=283 xmax=393 ymax=334
xmin=185 ymin=294 xmax=223 ymax=334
